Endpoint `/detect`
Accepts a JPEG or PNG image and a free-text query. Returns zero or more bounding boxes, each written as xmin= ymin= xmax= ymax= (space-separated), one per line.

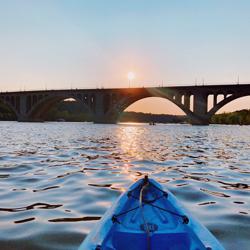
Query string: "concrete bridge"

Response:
xmin=0 ymin=84 xmax=249 ymax=125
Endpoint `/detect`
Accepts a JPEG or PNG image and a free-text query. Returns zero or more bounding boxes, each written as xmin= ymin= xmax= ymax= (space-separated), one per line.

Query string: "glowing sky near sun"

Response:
xmin=0 ymin=0 xmax=249 ymax=114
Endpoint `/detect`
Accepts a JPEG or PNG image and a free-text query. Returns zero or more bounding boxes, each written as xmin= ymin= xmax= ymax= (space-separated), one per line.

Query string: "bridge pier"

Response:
xmin=93 ymin=117 xmax=117 ymax=124
xmin=92 ymin=93 xmax=118 ymax=124
xmin=189 ymin=115 xmax=210 ymax=125
xmin=184 ymin=95 xmax=190 ymax=109
xmin=93 ymin=112 xmax=118 ymax=124
xmin=190 ymin=93 xmax=209 ymax=125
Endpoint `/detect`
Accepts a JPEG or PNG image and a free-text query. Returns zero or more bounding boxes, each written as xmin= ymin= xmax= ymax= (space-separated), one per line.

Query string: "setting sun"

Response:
xmin=127 ymin=72 xmax=135 ymax=81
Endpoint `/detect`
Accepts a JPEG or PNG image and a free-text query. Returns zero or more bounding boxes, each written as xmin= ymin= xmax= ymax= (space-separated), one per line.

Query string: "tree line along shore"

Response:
xmin=0 ymin=101 xmax=249 ymax=125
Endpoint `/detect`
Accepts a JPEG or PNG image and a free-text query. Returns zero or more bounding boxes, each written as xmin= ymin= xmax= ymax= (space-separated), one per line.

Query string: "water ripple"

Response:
xmin=0 ymin=122 xmax=249 ymax=250
xmin=48 ymin=216 xmax=101 ymax=223
xmin=0 ymin=203 xmax=62 ymax=212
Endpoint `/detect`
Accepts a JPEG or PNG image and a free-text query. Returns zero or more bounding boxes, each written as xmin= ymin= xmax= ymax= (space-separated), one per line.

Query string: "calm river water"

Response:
xmin=0 ymin=122 xmax=249 ymax=250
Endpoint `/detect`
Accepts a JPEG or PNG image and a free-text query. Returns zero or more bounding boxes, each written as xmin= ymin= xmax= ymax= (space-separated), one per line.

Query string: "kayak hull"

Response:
xmin=79 ymin=177 xmax=225 ymax=250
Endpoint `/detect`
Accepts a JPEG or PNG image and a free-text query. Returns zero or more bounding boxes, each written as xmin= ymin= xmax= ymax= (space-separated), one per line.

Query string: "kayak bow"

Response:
xmin=79 ymin=176 xmax=225 ymax=250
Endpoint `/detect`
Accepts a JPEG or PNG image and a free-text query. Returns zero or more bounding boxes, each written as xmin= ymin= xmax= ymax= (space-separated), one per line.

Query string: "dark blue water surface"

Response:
xmin=0 ymin=122 xmax=249 ymax=250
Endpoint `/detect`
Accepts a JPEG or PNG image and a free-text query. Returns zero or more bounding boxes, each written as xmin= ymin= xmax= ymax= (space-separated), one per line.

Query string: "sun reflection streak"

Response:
xmin=119 ymin=125 xmax=144 ymax=158
xmin=116 ymin=125 xmax=148 ymax=181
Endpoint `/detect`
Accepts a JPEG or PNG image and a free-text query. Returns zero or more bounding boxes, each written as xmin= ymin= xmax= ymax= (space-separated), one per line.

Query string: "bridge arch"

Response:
xmin=208 ymin=93 xmax=250 ymax=117
xmin=118 ymin=96 xmax=187 ymax=123
xmin=124 ymin=97 xmax=186 ymax=114
xmin=106 ymin=90 xmax=194 ymax=123
xmin=27 ymin=94 xmax=93 ymax=121
xmin=214 ymin=95 xmax=250 ymax=114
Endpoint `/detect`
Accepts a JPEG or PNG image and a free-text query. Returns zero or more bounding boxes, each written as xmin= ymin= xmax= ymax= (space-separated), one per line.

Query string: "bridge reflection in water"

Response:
xmin=0 ymin=84 xmax=249 ymax=125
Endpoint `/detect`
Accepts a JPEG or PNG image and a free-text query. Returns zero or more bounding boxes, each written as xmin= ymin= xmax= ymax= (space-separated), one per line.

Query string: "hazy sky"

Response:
xmin=0 ymin=0 xmax=249 ymax=114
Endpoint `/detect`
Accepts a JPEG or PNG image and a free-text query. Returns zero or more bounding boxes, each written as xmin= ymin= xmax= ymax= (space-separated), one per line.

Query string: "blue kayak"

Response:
xmin=79 ymin=176 xmax=225 ymax=250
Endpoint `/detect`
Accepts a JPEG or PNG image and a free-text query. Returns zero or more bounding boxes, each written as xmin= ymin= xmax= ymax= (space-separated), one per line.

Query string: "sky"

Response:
xmin=0 ymin=0 xmax=249 ymax=114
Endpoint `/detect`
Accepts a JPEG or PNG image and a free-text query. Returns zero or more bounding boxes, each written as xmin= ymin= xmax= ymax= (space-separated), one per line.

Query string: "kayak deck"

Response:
xmin=100 ymin=177 xmax=207 ymax=250
xmin=79 ymin=176 xmax=224 ymax=250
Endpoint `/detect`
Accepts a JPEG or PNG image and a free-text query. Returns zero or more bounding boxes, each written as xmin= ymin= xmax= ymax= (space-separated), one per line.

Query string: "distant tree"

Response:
xmin=211 ymin=109 xmax=250 ymax=125
xmin=0 ymin=102 xmax=16 ymax=120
